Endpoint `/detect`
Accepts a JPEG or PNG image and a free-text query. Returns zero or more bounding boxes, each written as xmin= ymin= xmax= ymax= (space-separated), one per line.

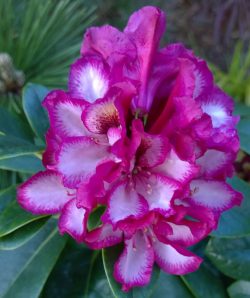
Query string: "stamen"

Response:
xmin=148 ymin=228 xmax=156 ymax=242
xmin=67 ymin=190 xmax=75 ymax=197
xmin=132 ymin=237 xmax=137 ymax=251
xmin=190 ymin=186 xmax=199 ymax=195
xmin=143 ymin=232 xmax=152 ymax=248
xmin=146 ymin=183 xmax=152 ymax=195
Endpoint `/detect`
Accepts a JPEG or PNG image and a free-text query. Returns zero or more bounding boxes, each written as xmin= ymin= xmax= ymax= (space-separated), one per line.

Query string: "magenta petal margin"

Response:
xmin=17 ymin=6 xmax=242 ymax=291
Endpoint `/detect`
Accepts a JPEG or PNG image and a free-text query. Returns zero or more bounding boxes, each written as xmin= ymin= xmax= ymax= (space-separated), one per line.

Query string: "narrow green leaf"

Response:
xmin=228 ymin=280 xmax=250 ymax=298
xmin=212 ymin=177 xmax=250 ymax=238
xmin=0 ymin=135 xmax=43 ymax=160
xmin=86 ymin=251 xmax=114 ymax=298
xmin=206 ymin=236 xmax=250 ymax=281
xmin=0 ymin=218 xmax=48 ymax=250
xmin=22 ymin=83 xmax=49 ymax=141
xmin=0 ymin=196 xmax=46 ymax=237
xmin=0 ymin=220 xmax=66 ymax=298
xmin=0 ymin=154 xmax=43 ymax=173
xmin=102 ymin=245 xmax=131 ymax=298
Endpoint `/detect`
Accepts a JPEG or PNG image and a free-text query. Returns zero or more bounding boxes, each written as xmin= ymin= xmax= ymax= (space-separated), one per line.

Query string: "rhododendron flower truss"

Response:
xmin=17 ymin=6 xmax=242 ymax=292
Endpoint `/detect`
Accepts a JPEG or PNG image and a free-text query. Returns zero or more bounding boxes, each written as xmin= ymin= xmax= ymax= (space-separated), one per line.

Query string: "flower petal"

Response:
xmin=102 ymin=182 xmax=148 ymax=225
xmin=57 ymin=137 xmax=111 ymax=188
xmin=125 ymin=6 xmax=166 ymax=111
xmin=58 ymin=199 xmax=87 ymax=242
xmin=155 ymin=149 xmax=198 ymax=183
xmin=85 ymin=224 xmax=123 ymax=249
xmin=81 ymin=25 xmax=136 ymax=66
xmin=43 ymin=90 xmax=89 ymax=137
xmin=154 ymin=219 xmax=208 ymax=247
xmin=136 ymin=174 xmax=179 ymax=216
xmin=189 ymin=180 xmax=243 ymax=211
xmin=82 ymin=90 xmax=121 ymax=134
xmin=138 ymin=133 xmax=170 ymax=168
xmin=197 ymin=88 xmax=234 ymax=128
xmin=69 ymin=55 xmax=109 ymax=102
xmin=153 ymin=240 xmax=202 ymax=275
xmin=114 ymin=232 xmax=154 ymax=291
xmin=197 ymin=149 xmax=234 ymax=178
xmin=18 ymin=171 xmax=70 ymax=215
xmin=42 ymin=129 xmax=61 ymax=169
xmin=107 ymin=127 xmax=122 ymax=146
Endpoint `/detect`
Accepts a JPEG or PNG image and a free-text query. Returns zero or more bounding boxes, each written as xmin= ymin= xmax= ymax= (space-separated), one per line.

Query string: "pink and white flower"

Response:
xmin=17 ymin=5 xmax=242 ymax=291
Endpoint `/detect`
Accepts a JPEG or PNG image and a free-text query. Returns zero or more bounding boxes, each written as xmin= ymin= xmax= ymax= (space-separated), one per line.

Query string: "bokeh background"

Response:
xmin=0 ymin=1 xmax=250 ymax=297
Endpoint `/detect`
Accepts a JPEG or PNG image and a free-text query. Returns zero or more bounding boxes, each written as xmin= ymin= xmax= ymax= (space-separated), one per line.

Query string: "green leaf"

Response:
xmin=102 ymin=244 xmax=160 ymax=298
xmin=22 ymin=83 xmax=49 ymax=141
xmin=0 ymin=185 xmax=16 ymax=213
xmin=0 ymin=135 xmax=43 ymax=160
xmin=228 ymin=280 xmax=250 ymax=298
xmin=88 ymin=206 xmax=106 ymax=230
xmin=0 ymin=218 xmax=48 ymax=250
xmin=86 ymin=251 xmax=114 ymax=298
xmin=0 ymin=107 xmax=33 ymax=141
xmin=182 ymin=262 xmax=228 ymax=298
xmin=0 ymin=219 xmax=66 ymax=298
xmin=212 ymin=177 xmax=250 ymax=238
xmin=0 ymin=195 xmax=46 ymax=237
xmin=206 ymin=236 xmax=250 ymax=281
xmin=152 ymin=273 xmax=194 ymax=298
xmin=237 ymin=119 xmax=250 ymax=154
xmin=234 ymin=103 xmax=250 ymax=118
xmin=41 ymin=241 xmax=95 ymax=298
xmin=0 ymin=154 xmax=43 ymax=173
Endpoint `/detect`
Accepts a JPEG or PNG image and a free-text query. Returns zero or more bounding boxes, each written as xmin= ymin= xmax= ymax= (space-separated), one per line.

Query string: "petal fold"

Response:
xmin=102 ymin=182 xmax=148 ymax=225
xmin=85 ymin=224 xmax=123 ymax=249
xmin=59 ymin=199 xmax=87 ymax=242
xmin=153 ymin=240 xmax=202 ymax=275
xmin=57 ymin=137 xmax=111 ymax=187
xmin=189 ymin=180 xmax=243 ymax=211
xmin=69 ymin=55 xmax=109 ymax=102
xmin=114 ymin=232 xmax=154 ymax=291
xmin=18 ymin=171 xmax=70 ymax=214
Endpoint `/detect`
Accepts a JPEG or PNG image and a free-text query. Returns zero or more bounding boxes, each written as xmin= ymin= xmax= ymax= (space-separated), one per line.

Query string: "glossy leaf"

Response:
xmin=182 ymin=262 xmax=228 ymax=298
xmin=86 ymin=251 xmax=114 ymax=298
xmin=88 ymin=206 xmax=106 ymax=231
xmin=212 ymin=177 xmax=250 ymax=238
xmin=22 ymin=83 xmax=49 ymax=141
xmin=228 ymin=280 xmax=250 ymax=298
xmin=0 ymin=154 xmax=43 ymax=173
xmin=152 ymin=273 xmax=193 ymax=298
xmin=206 ymin=236 xmax=250 ymax=281
xmin=41 ymin=241 xmax=95 ymax=298
xmin=0 ymin=107 xmax=33 ymax=141
xmin=0 ymin=195 xmax=46 ymax=237
xmin=0 ymin=218 xmax=48 ymax=250
xmin=0 ymin=219 xmax=66 ymax=298
xmin=238 ymin=119 xmax=250 ymax=154
xmin=0 ymin=135 xmax=43 ymax=160
xmin=0 ymin=185 xmax=16 ymax=213
xmin=234 ymin=103 xmax=250 ymax=118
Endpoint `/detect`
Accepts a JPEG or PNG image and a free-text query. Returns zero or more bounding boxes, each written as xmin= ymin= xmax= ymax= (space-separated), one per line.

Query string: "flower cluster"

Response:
xmin=18 ymin=6 xmax=242 ymax=291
